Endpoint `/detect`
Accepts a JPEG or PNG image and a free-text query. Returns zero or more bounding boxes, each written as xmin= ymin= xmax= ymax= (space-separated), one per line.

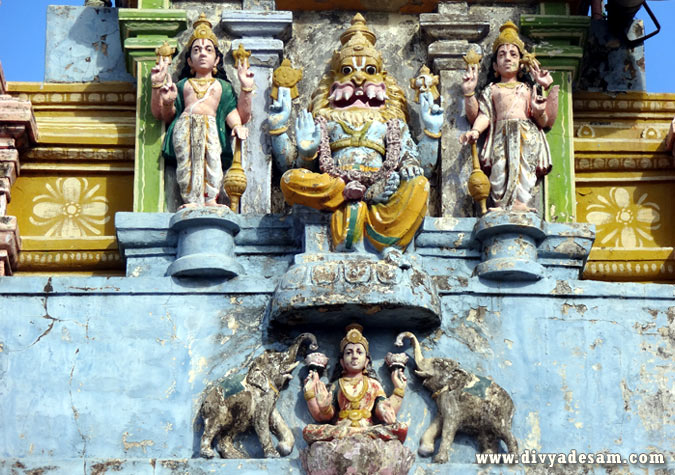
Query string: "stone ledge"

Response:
xmin=1 ymin=458 xmax=666 ymax=474
xmin=117 ymin=211 xmax=593 ymax=281
xmin=1 ymin=274 xmax=674 ymax=301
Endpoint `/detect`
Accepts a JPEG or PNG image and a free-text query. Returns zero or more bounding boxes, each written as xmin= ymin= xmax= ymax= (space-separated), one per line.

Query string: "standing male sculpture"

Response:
xmin=151 ymin=14 xmax=254 ymax=208
xmin=460 ymin=22 xmax=559 ymax=212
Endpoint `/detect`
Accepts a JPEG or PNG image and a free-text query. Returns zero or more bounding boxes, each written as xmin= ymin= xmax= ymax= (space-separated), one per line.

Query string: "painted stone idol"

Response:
xmin=301 ymin=324 xmax=414 ymax=474
xmin=151 ymin=14 xmax=254 ymax=208
xmin=302 ymin=324 xmax=408 ymax=443
xmin=460 ymin=21 xmax=559 ymax=212
xmin=270 ymin=14 xmax=443 ymax=254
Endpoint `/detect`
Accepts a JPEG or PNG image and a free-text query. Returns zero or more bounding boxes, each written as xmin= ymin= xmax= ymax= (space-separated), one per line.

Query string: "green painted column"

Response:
xmin=119 ymin=9 xmax=187 ymax=212
xmin=521 ymin=7 xmax=589 ymax=223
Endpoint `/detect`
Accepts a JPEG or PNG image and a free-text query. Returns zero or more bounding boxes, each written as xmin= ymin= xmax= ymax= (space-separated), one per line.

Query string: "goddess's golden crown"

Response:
xmin=188 ymin=13 xmax=218 ymax=48
xmin=340 ymin=323 xmax=369 ymax=354
xmin=492 ymin=21 xmax=526 ymax=55
xmin=331 ymin=14 xmax=382 ymax=72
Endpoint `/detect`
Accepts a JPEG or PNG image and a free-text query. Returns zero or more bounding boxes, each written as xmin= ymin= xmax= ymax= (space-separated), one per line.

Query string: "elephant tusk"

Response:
xmin=287 ymin=361 xmax=300 ymax=371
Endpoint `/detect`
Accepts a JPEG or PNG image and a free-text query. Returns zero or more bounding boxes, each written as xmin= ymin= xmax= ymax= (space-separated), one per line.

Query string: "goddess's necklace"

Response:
xmin=339 ymin=375 xmax=368 ymax=409
xmin=188 ymin=77 xmax=216 ymax=99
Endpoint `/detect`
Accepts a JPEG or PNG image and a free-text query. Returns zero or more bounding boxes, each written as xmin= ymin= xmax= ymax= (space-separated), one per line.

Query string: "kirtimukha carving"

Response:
xmin=460 ymin=21 xmax=559 ymax=212
xmin=270 ymin=13 xmax=443 ymax=254
xmin=301 ymin=324 xmax=414 ymax=475
xmin=199 ymin=333 xmax=318 ymax=459
xmin=395 ymin=331 xmax=518 ymax=463
xmin=151 ymin=13 xmax=254 ymax=209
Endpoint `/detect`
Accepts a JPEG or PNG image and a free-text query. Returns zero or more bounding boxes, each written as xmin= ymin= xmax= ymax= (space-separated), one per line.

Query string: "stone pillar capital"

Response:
xmin=221 ymin=11 xmax=292 ymax=65
xmin=420 ymin=13 xmax=489 ymax=73
xmin=118 ymin=9 xmax=188 ymax=77
xmin=520 ymin=13 xmax=590 ymax=79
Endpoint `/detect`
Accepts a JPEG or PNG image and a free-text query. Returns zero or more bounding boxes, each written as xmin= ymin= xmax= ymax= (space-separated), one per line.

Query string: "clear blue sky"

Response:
xmin=0 ymin=0 xmax=673 ymax=92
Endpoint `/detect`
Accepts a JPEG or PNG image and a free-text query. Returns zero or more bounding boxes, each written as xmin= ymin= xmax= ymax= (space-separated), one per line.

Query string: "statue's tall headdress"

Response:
xmin=187 ymin=13 xmax=218 ymax=47
xmin=330 ymin=14 xmax=383 ymax=73
xmin=492 ymin=21 xmax=526 ymax=54
xmin=492 ymin=21 xmax=539 ymax=71
xmin=340 ymin=323 xmax=369 ymax=355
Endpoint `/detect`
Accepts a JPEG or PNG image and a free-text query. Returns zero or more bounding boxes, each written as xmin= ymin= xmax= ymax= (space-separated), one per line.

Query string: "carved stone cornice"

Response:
xmin=274 ymin=0 xmax=439 ymax=14
xmin=420 ymin=14 xmax=490 ymax=42
xmin=221 ymin=11 xmax=293 ymax=65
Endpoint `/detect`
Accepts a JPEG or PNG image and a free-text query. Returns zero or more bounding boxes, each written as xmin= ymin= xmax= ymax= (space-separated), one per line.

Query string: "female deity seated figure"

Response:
xmin=302 ymin=324 xmax=408 ymax=443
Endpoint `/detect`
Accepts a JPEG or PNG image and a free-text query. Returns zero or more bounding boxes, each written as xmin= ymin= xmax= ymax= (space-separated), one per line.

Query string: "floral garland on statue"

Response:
xmin=316 ymin=116 xmax=401 ymax=186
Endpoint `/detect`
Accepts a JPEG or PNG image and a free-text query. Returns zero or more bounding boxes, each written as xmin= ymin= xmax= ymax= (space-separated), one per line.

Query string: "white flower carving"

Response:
xmin=30 ymin=178 xmax=110 ymax=237
xmin=586 ymin=187 xmax=661 ymax=248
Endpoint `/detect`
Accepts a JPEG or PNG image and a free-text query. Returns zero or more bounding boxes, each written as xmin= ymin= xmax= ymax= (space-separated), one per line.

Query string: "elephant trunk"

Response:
xmin=286 ymin=333 xmax=318 ymax=363
xmin=394 ymin=331 xmax=430 ymax=372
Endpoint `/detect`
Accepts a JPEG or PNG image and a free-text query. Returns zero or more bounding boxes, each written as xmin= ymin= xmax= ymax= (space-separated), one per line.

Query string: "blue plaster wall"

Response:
xmin=0 ymin=268 xmax=672 ymax=473
xmin=44 ymin=6 xmax=133 ymax=83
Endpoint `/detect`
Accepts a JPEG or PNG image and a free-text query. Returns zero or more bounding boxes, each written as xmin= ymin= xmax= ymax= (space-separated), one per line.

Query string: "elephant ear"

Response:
xmin=447 ymin=368 xmax=470 ymax=391
xmin=247 ymin=368 xmax=268 ymax=393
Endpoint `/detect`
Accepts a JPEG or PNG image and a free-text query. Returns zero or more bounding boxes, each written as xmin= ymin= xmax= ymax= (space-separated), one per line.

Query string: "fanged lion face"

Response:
xmin=329 ymin=55 xmax=388 ymax=110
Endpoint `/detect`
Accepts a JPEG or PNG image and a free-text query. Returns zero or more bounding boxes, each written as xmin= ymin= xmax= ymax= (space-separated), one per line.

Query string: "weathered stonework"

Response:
xmin=0 ymin=64 xmax=37 ymax=275
xmin=45 ymin=6 xmax=134 ymax=83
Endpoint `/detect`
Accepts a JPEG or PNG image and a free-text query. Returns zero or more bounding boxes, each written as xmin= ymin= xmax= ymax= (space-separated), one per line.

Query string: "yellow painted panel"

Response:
xmin=8 ymin=175 xmax=133 ymax=249
xmin=577 ymin=183 xmax=674 ymax=250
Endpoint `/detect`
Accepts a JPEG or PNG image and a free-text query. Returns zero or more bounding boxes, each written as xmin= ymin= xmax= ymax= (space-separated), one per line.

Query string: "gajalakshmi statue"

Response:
xmin=269 ymin=14 xmax=443 ymax=253
xmin=460 ymin=22 xmax=559 ymax=212
xmin=302 ymin=324 xmax=408 ymax=443
xmin=150 ymin=14 xmax=254 ymax=208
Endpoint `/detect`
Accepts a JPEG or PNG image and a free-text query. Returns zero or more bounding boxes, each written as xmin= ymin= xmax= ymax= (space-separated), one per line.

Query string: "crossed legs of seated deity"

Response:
xmin=281 ymin=168 xmax=429 ymax=253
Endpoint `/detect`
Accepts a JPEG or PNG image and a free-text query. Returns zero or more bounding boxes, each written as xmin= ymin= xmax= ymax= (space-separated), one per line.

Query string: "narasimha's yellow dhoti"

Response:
xmin=281 ymin=168 xmax=429 ymax=252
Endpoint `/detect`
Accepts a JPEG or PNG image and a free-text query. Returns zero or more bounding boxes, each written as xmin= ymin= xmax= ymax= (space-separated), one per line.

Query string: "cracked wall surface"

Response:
xmin=0 ymin=276 xmax=672 ymax=473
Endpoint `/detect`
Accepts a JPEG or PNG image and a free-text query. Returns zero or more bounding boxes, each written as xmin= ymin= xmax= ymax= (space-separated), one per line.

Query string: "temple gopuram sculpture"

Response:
xmin=269 ymin=14 xmax=443 ymax=255
xmin=460 ymin=21 xmax=559 ymax=212
xmin=150 ymin=13 xmax=254 ymax=209
xmin=301 ymin=324 xmax=414 ymax=474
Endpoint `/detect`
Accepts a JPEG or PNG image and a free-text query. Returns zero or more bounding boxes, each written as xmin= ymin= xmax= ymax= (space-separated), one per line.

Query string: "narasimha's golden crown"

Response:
xmin=331 ymin=14 xmax=383 ymax=73
xmin=187 ymin=13 xmax=219 ymax=48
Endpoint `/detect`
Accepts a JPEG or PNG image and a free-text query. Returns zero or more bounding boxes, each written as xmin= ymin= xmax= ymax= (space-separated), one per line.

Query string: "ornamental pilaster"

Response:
xmin=520 ymin=4 xmax=590 ymax=222
xmin=420 ymin=5 xmax=489 ymax=217
xmin=221 ymin=11 xmax=293 ymax=215
xmin=118 ymin=7 xmax=187 ymax=212
xmin=0 ymin=61 xmax=38 ymax=275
